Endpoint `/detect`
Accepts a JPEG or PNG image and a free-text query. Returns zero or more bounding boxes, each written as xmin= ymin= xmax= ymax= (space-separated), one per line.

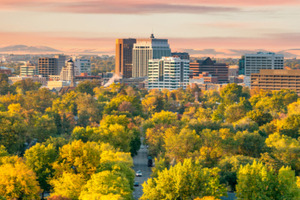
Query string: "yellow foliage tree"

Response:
xmin=0 ymin=157 xmax=41 ymax=199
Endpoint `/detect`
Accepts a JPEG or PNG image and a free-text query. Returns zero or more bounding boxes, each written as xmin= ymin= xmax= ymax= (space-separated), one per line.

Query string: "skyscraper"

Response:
xmin=132 ymin=34 xmax=171 ymax=77
xmin=54 ymin=55 xmax=66 ymax=75
xmin=115 ymin=38 xmax=136 ymax=78
xmin=147 ymin=57 xmax=189 ymax=90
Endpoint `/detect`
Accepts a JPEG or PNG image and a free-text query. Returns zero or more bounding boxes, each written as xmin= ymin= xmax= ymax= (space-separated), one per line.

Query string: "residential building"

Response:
xmin=115 ymin=38 xmax=136 ymax=78
xmin=20 ymin=61 xmax=38 ymax=76
xmin=132 ymin=34 xmax=171 ymax=77
xmin=147 ymin=57 xmax=189 ymax=90
xmin=190 ymin=57 xmax=228 ymax=83
xmin=251 ymin=69 xmax=300 ymax=94
xmin=239 ymin=52 xmax=284 ymax=76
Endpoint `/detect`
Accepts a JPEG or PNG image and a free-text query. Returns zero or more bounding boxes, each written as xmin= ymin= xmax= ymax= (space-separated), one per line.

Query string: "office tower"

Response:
xmin=74 ymin=58 xmax=91 ymax=75
xmin=38 ymin=57 xmax=59 ymax=78
xmin=171 ymin=52 xmax=190 ymax=60
xmin=190 ymin=57 xmax=228 ymax=83
xmin=20 ymin=61 xmax=38 ymax=76
xmin=132 ymin=34 xmax=171 ymax=77
xmin=251 ymin=69 xmax=300 ymax=93
xmin=147 ymin=57 xmax=189 ymax=90
xmin=55 ymin=55 xmax=66 ymax=75
xmin=239 ymin=52 xmax=284 ymax=76
xmin=115 ymin=38 xmax=136 ymax=78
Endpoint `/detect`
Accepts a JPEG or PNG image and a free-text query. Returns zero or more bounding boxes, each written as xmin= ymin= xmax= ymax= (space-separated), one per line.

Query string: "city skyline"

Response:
xmin=0 ymin=0 xmax=300 ymax=57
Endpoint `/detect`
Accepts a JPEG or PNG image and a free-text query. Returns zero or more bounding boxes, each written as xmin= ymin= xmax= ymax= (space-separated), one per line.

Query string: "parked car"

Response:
xmin=134 ymin=181 xmax=139 ymax=187
xmin=136 ymin=170 xmax=142 ymax=177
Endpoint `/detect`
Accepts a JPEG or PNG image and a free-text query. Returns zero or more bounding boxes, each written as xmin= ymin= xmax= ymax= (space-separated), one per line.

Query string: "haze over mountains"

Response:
xmin=0 ymin=44 xmax=299 ymax=58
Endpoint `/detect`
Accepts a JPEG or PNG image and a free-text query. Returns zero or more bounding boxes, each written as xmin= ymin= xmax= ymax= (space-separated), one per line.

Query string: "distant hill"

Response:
xmin=0 ymin=45 xmax=61 ymax=53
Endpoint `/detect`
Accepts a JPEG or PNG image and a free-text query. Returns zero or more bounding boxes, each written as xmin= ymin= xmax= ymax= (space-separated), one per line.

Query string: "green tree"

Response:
xmin=236 ymin=161 xmax=300 ymax=200
xmin=24 ymin=143 xmax=57 ymax=195
xmin=79 ymin=171 xmax=132 ymax=200
xmin=141 ymin=159 xmax=226 ymax=200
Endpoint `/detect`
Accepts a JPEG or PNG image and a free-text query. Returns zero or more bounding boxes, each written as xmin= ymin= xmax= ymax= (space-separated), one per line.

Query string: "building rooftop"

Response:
xmin=253 ymin=69 xmax=300 ymax=75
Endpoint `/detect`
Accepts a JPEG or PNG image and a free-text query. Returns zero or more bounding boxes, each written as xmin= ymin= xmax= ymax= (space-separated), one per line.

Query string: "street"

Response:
xmin=132 ymin=144 xmax=152 ymax=200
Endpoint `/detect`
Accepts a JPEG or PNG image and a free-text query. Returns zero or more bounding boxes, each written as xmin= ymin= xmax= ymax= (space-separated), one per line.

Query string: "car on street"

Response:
xmin=136 ymin=170 xmax=142 ymax=177
xmin=134 ymin=181 xmax=139 ymax=187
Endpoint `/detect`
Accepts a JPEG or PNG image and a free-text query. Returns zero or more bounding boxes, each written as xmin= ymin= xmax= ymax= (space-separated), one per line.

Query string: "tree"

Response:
xmin=53 ymin=140 xmax=104 ymax=179
xmin=141 ymin=159 xmax=226 ymax=200
xmin=13 ymin=79 xmax=41 ymax=94
xmin=76 ymin=80 xmax=100 ymax=96
xmin=164 ymin=128 xmax=201 ymax=163
xmin=24 ymin=143 xmax=57 ymax=195
xmin=220 ymin=83 xmax=244 ymax=104
xmin=79 ymin=171 xmax=132 ymax=200
xmin=234 ymin=131 xmax=265 ymax=158
xmin=236 ymin=161 xmax=300 ymax=200
xmin=0 ymin=157 xmax=41 ymax=199
xmin=50 ymin=172 xmax=86 ymax=200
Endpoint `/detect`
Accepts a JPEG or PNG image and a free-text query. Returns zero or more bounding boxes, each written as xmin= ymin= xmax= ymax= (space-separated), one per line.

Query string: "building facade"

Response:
xmin=251 ymin=69 xmax=300 ymax=93
xmin=38 ymin=57 xmax=59 ymax=78
xmin=60 ymin=59 xmax=75 ymax=87
xmin=54 ymin=55 xmax=66 ymax=75
xmin=20 ymin=61 xmax=38 ymax=76
xmin=74 ymin=58 xmax=91 ymax=75
xmin=147 ymin=57 xmax=189 ymax=90
xmin=239 ymin=52 xmax=284 ymax=76
xmin=132 ymin=34 xmax=171 ymax=77
xmin=190 ymin=57 xmax=228 ymax=83
xmin=115 ymin=38 xmax=136 ymax=78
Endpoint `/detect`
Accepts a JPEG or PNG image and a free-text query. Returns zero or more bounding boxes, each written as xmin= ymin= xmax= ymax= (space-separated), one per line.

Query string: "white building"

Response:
xmin=242 ymin=52 xmax=284 ymax=76
xmin=147 ymin=57 xmax=189 ymax=90
xmin=60 ymin=59 xmax=75 ymax=84
xmin=74 ymin=58 xmax=91 ymax=75
xmin=132 ymin=34 xmax=171 ymax=77
xmin=20 ymin=61 xmax=38 ymax=76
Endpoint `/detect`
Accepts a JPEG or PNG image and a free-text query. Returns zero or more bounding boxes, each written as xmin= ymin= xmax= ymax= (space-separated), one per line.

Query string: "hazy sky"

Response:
xmin=0 ymin=0 xmax=300 ymax=55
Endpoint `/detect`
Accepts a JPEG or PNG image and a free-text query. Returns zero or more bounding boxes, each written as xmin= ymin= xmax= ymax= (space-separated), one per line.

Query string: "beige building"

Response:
xmin=251 ymin=69 xmax=300 ymax=94
xmin=9 ymin=75 xmax=47 ymax=85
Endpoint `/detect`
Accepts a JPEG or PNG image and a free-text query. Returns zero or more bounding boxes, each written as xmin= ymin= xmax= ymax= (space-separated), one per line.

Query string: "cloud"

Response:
xmin=0 ymin=1 xmax=241 ymax=14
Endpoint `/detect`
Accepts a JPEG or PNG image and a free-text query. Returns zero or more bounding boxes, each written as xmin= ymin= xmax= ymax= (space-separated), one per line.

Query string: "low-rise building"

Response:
xmin=251 ymin=69 xmax=300 ymax=93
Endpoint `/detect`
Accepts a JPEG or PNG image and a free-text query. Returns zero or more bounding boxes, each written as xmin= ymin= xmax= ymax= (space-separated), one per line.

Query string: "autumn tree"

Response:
xmin=236 ymin=161 xmax=300 ymax=200
xmin=141 ymin=159 xmax=226 ymax=200
xmin=50 ymin=172 xmax=86 ymax=200
xmin=79 ymin=171 xmax=132 ymax=200
xmin=24 ymin=143 xmax=57 ymax=195
xmin=0 ymin=157 xmax=41 ymax=199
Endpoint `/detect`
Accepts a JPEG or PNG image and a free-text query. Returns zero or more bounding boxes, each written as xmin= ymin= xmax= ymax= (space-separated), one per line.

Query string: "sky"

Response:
xmin=0 ymin=0 xmax=300 ymax=57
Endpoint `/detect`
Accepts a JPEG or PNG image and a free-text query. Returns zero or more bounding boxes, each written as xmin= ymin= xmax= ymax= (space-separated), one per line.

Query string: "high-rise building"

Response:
xmin=115 ymin=38 xmax=136 ymax=78
xmin=147 ymin=57 xmax=189 ymax=90
xmin=132 ymin=34 xmax=171 ymax=77
xmin=38 ymin=57 xmax=59 ymax=79
xmin=239 ymin=52 xmax=284 ymax=76
xmin=74 ymin=58 xmax=91 ymax=75
xmin=190 ymin=57 xmax=228 ymax=83
xmin=20 ymin=61 xmax=38 ymax=76
xmin=54 ymin=55 xmax=66 ymax=75
xmin=251 ymin=69 xmax=300 ymax=93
